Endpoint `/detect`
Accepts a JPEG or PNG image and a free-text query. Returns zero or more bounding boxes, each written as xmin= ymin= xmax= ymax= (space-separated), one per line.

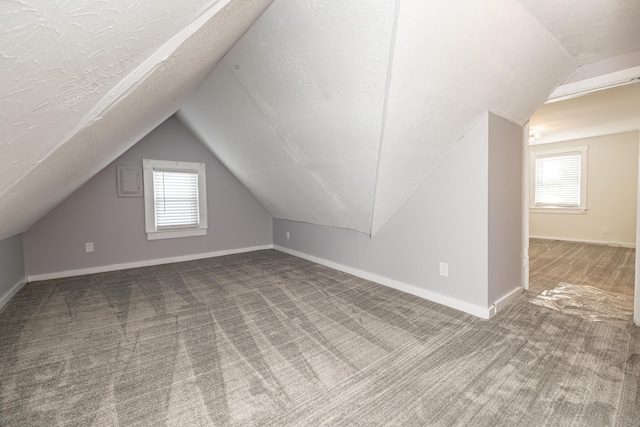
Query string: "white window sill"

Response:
xmin=147 ymin=228 xmax=207 ymax=240
xmin=530 ymin=207 xmax=587 ymax=215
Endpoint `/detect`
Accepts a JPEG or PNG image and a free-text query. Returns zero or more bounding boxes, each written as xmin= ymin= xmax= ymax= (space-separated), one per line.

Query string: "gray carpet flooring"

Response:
xmin=1 ymin=250 xmax=639 ymax=426
xmin=529 ymin=238 xmax=636 ymax=296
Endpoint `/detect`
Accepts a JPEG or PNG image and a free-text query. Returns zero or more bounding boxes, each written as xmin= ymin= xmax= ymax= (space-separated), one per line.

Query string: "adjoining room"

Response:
xmin=528 ymin=83 xmax=640 ymax=326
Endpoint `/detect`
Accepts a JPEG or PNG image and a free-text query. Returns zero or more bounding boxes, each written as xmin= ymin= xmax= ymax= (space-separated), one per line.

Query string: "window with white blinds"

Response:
xmin=534 ymin=153 xmax=580 ymax=206
xmin=153 ymin=171 xmax=199 ymax=228
xmin=143 ymin=159 xmax=207 ymax=240
xmin=530 ymin=146 xmax=587 ymax=213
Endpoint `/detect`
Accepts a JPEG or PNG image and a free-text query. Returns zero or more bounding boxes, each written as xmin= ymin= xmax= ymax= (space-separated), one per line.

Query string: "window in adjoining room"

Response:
xmin=530 ymin=146 xmax=588 ymax=214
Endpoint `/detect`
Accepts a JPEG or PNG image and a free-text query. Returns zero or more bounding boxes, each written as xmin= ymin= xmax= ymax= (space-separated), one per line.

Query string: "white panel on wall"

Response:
xmin=116 ymin=166 xmax=143 ymax=197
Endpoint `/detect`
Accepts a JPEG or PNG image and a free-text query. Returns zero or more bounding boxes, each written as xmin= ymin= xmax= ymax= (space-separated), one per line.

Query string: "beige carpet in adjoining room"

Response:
xmin=1 ymin=250 xmax=638 ymax=426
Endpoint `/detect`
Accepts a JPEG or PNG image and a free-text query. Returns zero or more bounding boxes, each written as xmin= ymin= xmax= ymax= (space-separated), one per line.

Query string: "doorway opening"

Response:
xmin=523 ymin=81 xmax=640 ymax=326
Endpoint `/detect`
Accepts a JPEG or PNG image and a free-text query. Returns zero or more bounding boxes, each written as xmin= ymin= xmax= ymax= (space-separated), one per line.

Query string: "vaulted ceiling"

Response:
xmin=0 ymin=0 xmax=274 ymax=240
xmin=2 ymin=0 xmax=640 ymax=240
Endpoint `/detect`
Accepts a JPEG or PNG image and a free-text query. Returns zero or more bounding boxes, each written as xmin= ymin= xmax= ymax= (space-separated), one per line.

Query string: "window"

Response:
xmin=530 ymin=146 xmax=587 ymax=213
xmin=143 ymin=159 xmax=207 ymax=240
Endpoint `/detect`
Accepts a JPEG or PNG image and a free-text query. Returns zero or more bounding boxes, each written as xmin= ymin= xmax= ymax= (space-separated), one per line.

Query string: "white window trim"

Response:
xmin=529 ymin=146 xmax=588 ymax=214
xmin=143 ymin=159 xmax=207 ymax=240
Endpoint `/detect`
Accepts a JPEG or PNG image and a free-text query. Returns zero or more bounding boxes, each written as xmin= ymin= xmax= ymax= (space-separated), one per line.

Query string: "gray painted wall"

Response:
xmin=0 ymin=234 xmax=26 ymax=309
xmin=488 ymin=113 xmax=523 ymax=303
xmin=274 ymin=113 xmax=492 ymax=310
xmin=274 ymin=112 xmax=523 ymax=314
xmin=23 ymin=116 xmax=273 ymax=277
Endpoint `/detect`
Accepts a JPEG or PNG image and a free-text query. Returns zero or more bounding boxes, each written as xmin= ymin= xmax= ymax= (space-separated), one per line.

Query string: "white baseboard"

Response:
xmin=27 ymin=245 xmax=274 ymax=282
xmin=0 ymin=277 xmax=28 ymax=312
xmin=530 ymin=235 xmax=635 ymax=248
xmin=274 ymin=245 xmax=494 ymax=319
xmin=489 ymin=287 xmax=523 ymax=317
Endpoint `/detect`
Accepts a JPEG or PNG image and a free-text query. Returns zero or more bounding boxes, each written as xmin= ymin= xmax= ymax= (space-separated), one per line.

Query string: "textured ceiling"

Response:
xmin=179 ymin=0 xmax=394 ymax=232
xmin=531 ymin=82 xmax=640 ymax=145
xmin=519 ymin=0 xmax=640 ymax=65
xmin=180 ymin=0 xmax=576 ymax=235
xmin=3 ymin=0 xmax=640 ymax=241
xmin=370 ymin=0 xmax=575 ymax=233
xmin=0 ymin=0 xmax=273 ymax=240
xmin=2 ymin=0 xmax=206 ymax=191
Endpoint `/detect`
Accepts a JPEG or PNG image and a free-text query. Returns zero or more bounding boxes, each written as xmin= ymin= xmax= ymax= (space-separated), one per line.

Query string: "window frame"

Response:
xmin=529 ymin=146 xmax=588 ymax=214
xmin=143 ymin=159 xmax=207 ymax=240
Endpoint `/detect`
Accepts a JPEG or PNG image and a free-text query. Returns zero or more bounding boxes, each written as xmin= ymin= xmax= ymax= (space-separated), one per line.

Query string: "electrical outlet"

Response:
xmin=439 ymin=262 xmax=448 ymax=277
xmin=286 ymin=231 xmax=290 ymax=240
xmin=602 ymin=226 xmax=609 ymax=234
xmin=85 ymin=242 xmax=94 ymax=253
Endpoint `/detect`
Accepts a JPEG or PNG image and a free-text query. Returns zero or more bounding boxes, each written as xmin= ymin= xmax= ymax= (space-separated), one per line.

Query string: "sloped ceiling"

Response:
xmin=3 ymin=0 xmax=640 ymax=241
xmin=519 ymin=0 xmax=640 ymax=65
xmin=530 ymin=82 xmax=640 ymax=145
xmin=179 ymin=0 xmax=394 ymax=232
xmin=179 ymin=0 xmax=576 ymax=235
xmin=0 ymin=0 xmax=273 ymax=240
xmin=370 ymin=0 xmax=575 ymax=233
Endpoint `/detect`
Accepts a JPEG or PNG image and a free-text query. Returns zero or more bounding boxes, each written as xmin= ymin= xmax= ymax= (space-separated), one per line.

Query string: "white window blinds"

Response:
xmin=153 ymin=170 xmax=199 ymax=228
xmin=534 ymin=153 xmax=581 ymax=207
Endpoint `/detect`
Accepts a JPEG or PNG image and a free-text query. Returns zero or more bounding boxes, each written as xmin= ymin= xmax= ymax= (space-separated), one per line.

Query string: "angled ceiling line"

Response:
xmin=0 ymin=0 xmax=235 ymax=202
xmin=547 ymin=65 xmax=640 ymax=103
xmin=0 ymin=0 xmax=275 ymax=240
xmin=368 ymin=0 xmax=402 ymax=238
xmin=216 ymin=59 xmax=354 ymax=218
xmin=218 ymin=60 xmax=311 ymax=168
xmin=370 ymin=111 xmax=490 ymax=238
xmin=176 ymin=60 xmax=307 ymax=212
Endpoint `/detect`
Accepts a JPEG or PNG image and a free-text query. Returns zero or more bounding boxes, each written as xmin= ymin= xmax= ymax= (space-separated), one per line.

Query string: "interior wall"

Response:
xmin=0 ymin=234 xmax=26 ymax=310
xmin=274 ymin=113 xmax=492 ymax=315
xmin=488 ymin=114 xmax=523 ymax=304
xmin=274 ymin=112 xmax=523 ymax=317
xmin=23 ymin=116 xmax=273 ymax=278
xmin=635 ymin=131 xmax=640 ymax=325
xmin=530 ymin=131 xmax=639 ymax=246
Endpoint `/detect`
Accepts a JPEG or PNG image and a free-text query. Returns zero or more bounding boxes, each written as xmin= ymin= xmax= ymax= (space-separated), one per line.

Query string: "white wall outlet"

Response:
xmin=439 ymin=262 xmax=448 ymax=277
xmin=85 ymin=242 xmax=94 ymax=253
xmin=602 ymin=226 xmax=609 ymax=234
xmin=286 ymin=231 xmax=290 ymax=240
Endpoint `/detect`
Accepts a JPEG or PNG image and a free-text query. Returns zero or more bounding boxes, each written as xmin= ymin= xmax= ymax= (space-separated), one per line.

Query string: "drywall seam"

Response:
xmin=27 ymin=245 xmax=273 ymax=282
xmin=369 ymin=0 xmax=402 ymax=237
xmin=0 ymin=0 xmax=234 ymax=202
xmin=213 ymin=62 xmax=286 ymax=145
xmin=175 ymin=109 xmax=275 ymax=213
xmin=0 ymin=277 xmax=27 ymax=313
xmin=372 ymin=113 xmax=487 ymax=236
xmin=274 ymin=245 xmax=492 ymax=319
xmin=177 ymin=61 xmax=295 ymax=188
xmin=519 ymin=6 xmax=575 ymax=66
